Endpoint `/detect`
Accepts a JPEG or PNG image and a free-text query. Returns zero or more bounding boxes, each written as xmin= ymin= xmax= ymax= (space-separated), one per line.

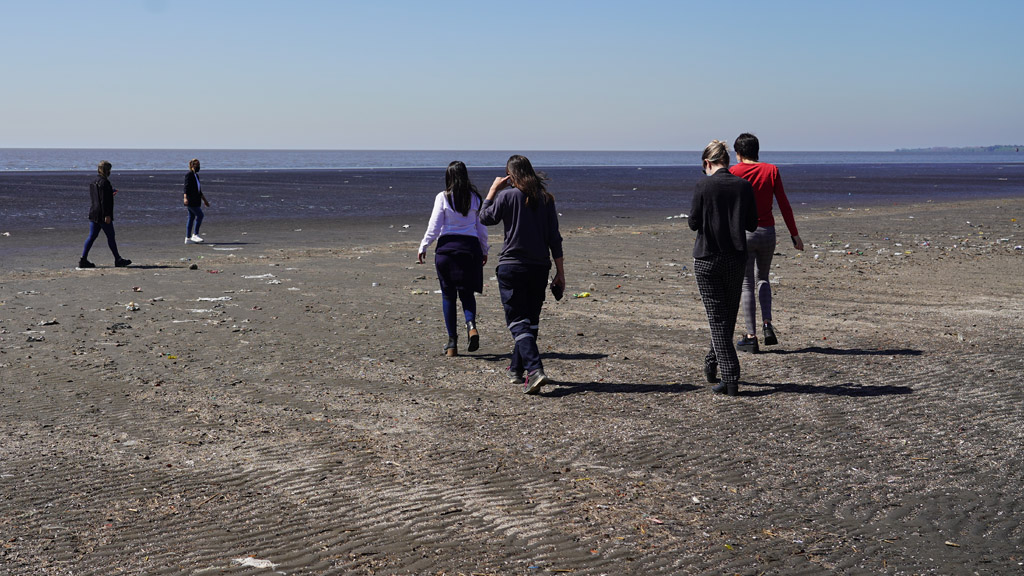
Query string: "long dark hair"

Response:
xmin=444 ymin=161 xmax=481 ymax=216
xmin=506 ymin=155 xmax=552 ymax=209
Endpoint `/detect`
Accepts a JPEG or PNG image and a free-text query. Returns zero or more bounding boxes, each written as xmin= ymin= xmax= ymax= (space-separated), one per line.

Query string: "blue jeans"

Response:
xmin=186 ymin=206 xmax=204 ymax=237
xmin=497 ymin=263 xmax=550 ymax=374
xmin=82 ymin=220 xmax=121 ymax=261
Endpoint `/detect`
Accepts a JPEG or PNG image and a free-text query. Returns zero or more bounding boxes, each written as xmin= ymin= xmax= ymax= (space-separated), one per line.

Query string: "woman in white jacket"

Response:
xmin=418 ymin=161 xmax=489 ymax=356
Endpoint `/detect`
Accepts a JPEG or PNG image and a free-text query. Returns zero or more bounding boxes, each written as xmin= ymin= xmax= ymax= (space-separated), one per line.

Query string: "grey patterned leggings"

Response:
xmin=694 ymin=252 xmax=746 ymax=384
xmin=742 ymin=226 xmax=777 ymax=335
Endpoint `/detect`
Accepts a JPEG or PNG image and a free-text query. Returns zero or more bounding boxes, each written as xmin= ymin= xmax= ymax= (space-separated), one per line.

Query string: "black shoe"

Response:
xmin=711 ymin=381 xmax=739 ymax=396
xmin=114 ymin=258 xmax=132 ymax=268
xmin=466 ymin=321 xmax=479 ymax=352
xmin=704 ymin=361 xmax=719 ymax=383
xmin=444 ymin=337 xmax=458 ymax=357
xmin=736 ymin=335 xmax=759 ymax=353
xmin=763 ymin=323 xmax=778 ymax=346
xmin=78 ymin=258 xmax=95 ymax=268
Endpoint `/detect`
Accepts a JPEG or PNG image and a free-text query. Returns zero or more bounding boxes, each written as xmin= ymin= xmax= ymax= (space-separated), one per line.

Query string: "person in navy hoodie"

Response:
xmin=479 ymin=155 xmax=565 ymax=395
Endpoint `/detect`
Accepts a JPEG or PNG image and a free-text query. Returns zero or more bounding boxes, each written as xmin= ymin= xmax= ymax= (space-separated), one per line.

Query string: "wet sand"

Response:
xmin=1 ymin=198 xmax=1022 ymax=574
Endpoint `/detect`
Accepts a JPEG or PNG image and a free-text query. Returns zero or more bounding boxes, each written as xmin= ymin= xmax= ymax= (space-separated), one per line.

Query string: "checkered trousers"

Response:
xmin=693 ymin=251 xmax=746 ymax=384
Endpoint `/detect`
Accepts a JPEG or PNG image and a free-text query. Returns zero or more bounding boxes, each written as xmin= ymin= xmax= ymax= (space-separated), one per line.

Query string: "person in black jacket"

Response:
xmin=79 ymin=160 xmax=130 ymax=268
xmin=689 ymin=140 xmax=757 ymax=396
xmin=183 ymin=158 xmax=210 ymax=244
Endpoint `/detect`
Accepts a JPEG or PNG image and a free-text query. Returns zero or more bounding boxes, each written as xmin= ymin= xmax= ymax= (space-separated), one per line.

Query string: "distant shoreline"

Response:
xmin=895 ymin=145 xmax=1022 ymax=153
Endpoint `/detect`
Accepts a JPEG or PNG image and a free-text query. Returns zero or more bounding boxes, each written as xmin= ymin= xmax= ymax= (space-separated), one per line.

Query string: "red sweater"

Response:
xmin=729 ymin=162 xmax=799 ymax=236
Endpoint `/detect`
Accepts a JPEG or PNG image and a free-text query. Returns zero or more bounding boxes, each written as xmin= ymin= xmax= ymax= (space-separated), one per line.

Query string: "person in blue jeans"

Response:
xmin=479 ymin=155 xmax=565 ymax=395
xmin=183 ymin=158 xmax=210 ymax=244
xmin=79 ymin=160 xmax=131 ymax=268
xmin=417 ymin=161 xmax=490 ymax=356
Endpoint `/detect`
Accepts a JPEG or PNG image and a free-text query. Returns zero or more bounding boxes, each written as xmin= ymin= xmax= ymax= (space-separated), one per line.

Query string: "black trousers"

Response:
xmin=693 ymin=251 xmax=746 ymax=384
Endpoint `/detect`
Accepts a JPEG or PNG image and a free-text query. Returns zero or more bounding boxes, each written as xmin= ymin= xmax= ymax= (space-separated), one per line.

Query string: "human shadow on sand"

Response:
xmin=740 ymin=381 xmax=914 ymax=397
xmin=117 ymin=264 xmax=177 ymax=270
xmin=543 ymin=380 xmax=700 ymax=397
xmin=476 ymin=352 xmax=609 ymax=362
xmin=762 ymin=346 xmax=921 ymax=356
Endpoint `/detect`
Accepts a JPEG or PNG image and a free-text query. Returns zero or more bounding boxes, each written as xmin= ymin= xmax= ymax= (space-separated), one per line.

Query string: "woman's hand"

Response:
xmin=417 ymin=252 xmax=426 ymax=264
xmin=203 ymin=198 xmax=210 ymax=207
xmin=184 ymin=194 xmax=189 ymax=206
xmin=482 ymin=254 xmax=488 ymax=266
xmin=792 ymin=235 xmax=804 ymax=251
xmin=104 ymin=216 xmax=112 ymax=224
xmin=486 ymin=175 xmax=512 ymax=199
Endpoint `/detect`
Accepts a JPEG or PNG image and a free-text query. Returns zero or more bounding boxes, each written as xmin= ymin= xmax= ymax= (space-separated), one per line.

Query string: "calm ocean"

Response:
xmin=1 ymin=149 xmax=1022 ymax=233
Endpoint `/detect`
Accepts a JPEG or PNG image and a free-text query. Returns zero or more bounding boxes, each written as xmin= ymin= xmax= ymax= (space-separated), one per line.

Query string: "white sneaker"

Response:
xmin=190 ymin=234 xmax=204 ymax=243
xmin=184 ymin=237 xmax=191 ymax=244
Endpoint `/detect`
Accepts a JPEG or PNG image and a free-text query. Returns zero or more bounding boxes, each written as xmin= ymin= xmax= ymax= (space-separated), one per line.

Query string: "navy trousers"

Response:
xmin=496 ymin=263 xmax=549 ymax=375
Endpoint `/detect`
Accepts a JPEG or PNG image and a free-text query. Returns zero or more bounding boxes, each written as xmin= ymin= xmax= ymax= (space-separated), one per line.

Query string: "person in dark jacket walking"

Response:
xmin=479 ymin=155 xmax=565 ymax=395
xmin=79 ymin=160 xmax=130 ymax=268
xmin=183 ymin=158 xmax=210 ymax=244
xmin=689 ymin=140 xmax=757 ymax=396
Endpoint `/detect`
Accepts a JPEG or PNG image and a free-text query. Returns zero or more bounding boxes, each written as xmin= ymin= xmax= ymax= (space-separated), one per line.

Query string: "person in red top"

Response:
xmin=729 ymin=133 xmax=804 ymax=352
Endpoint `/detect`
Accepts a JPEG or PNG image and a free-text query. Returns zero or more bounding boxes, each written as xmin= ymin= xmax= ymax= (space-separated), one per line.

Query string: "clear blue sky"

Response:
xmin=1 ymin=0 xmax=1020 ymax=151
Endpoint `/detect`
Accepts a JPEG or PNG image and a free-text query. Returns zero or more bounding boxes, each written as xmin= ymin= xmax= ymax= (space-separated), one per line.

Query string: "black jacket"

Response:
xmin=184 ymin=171 xmax=203 ymax=207
xmin=689 ymin=169 xmax=758 ymax=258
xmin=88 ymin=175 xmax=115 ymax=223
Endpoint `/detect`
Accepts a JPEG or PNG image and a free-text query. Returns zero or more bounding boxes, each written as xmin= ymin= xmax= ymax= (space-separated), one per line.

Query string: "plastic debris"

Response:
xmin=126 ymin=302 xmax=140 ymax=312
xmin=233 ymin=557 xmax=278 ymax=569
xmin=573 ymin=292 xmax=591 ymax=298
xmin=189 ymin=263 xmax=199 ymax=270
xmin=26 ymin=335 xmax=45 ymax=342
xmin=38 ymin=319 xmax=59 ymax=326
xmin=242 ymin=274 xmax=275 ymax=279
xmin=132 ymin=286 xmax=142 ymax=292
xmin=197 ymin=296 xmax=232 ymax=302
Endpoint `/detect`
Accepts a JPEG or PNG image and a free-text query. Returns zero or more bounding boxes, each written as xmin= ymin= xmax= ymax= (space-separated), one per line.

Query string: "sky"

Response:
xmin=1 ymin=0 xmax=1021 ymax=151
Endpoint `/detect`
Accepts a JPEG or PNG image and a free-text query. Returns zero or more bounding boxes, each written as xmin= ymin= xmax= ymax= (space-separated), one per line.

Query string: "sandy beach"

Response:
xmin=1 ymin=197 xmax=1022 ymax=574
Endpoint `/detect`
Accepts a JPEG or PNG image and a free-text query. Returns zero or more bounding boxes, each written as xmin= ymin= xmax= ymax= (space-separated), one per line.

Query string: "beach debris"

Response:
xmin=207 ymin=270 xmax=220 ymax=274
xmin=26 ymin=335 xmax=45 ymax=342
xmin=189 ymin=263 xmax=199 ymax=270
xmin=371 ymin=282 xmax=380 ymax=287
xmin=108 ymin=323 xmax=131 ymax=331
xmin=196 ymin=296 xmax=232 ymax=302
xmin=945 ymin=541 xmax=960 ymax=547
xmin=38 ymin=319 xmax=59 ymax=326
xmin=573 ymin=292 xmax=592 ymax=298
xmin=267 ymin=279 xmax=282 ymax=285
xmin=410 ymin=289 xmax=429 ymax=295
xmin=242 ymin=274 xmax=275 ymax=279
xmin=150 ymin=297 xmax=164 ymax=302
xmin=126 ymin=302 xmax=140 ymax=312
xmin=166 ymin=354 xmax=178 ymax=359
xmin=2 ymin=232 xmax=9 ymax=236
xmin=666 ymin=213 xmax=688 ymax=220
xmin=212 ymin=247 xmax=242 ymax=251
xmin=132 ymin=286 xmax=142 ymax=292
xmin=233 ymin=557 xmax=278 ymax=569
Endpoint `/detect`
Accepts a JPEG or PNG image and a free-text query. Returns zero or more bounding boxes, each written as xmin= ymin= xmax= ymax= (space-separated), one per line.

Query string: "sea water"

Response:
xmin=1 ymin=149 xmax=1022 ymax=232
